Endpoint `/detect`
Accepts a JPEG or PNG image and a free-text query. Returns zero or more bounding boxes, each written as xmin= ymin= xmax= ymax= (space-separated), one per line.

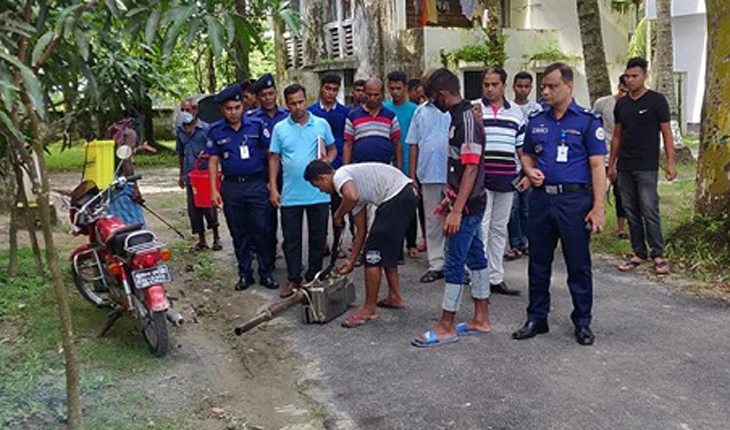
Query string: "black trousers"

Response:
xmin=281 ymin=203 xmax=329 ymax=283
xmin=186 ymin=185 xmax=219 ymax=235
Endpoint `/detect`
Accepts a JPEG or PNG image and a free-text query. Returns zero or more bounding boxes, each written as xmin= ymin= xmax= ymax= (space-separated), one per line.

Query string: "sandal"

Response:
xmin=619 ymin=256 xmax=645 ymax=272
xmin=412 ymin=329 xmax=459 ymax=348
xmin=194 ymin=242 xmax=209 ymax=251
xmin=653 ymin=259 xmax=670 ymax=275
xmin=376 ymin=298 xmax=405 ymax=309
xmin=420 ymin=270 xmax=444 ymax=283
xmin=341 ymin=313 xmax=378 ymax=328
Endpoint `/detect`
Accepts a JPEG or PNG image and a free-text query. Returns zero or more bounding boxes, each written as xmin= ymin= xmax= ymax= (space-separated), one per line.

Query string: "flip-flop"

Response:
xmin=455 ymin=322 xmax=491 ymax=336
xmin=412 ymin=329 xmax=459 ymax=348
xmin=619 ymin=258 xmax=644 ymax=272
xmin=212 ymin=242 xmax=223 ymax=251
xmin=341 ymin=314 xmax=378 ymax=328
xmin=377 ymin=299 xmax=405 ymax=309
xmin=653 ymin=260 xmax=670 ymax=275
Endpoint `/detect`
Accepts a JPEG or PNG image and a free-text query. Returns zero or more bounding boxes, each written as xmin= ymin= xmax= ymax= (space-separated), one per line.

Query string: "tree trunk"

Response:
xmin=234 ymin=0 xmax=250 ymax=81
xmin=138 ymin=94 xmax=156 ymax=148
xmin=653 ymin=0 xmax=677 ymax=115
xmin=11 ymin=159 xmax=45 ymax=277
xmin=207 ymin=47 xmax=217 ymax=94
xmin=695 ymin=0 xmax=730 ymax=217
xmin=8 ymin=207 xmax=19 ymax=276
xmin=576 ymin=0 xmax=612 ymax=105
xmin=273 ymin=15 xmax=288 ymax=83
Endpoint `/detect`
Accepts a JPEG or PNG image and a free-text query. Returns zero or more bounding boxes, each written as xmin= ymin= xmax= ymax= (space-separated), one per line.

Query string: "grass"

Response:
xmin=0 ymin=247 xmax=183 ymax=429
xmin=45 ymin=141 xmax=178 ymax=171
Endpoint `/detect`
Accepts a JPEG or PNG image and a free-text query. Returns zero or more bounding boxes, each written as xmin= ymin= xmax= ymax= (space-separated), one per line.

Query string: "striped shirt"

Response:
xmin=344 ymin=106 xmax=401 ymax=164
xmin=447 ymin=100 xmax=486 ymax=215
xmin=479 ymin=98 xmax=526 ymax=192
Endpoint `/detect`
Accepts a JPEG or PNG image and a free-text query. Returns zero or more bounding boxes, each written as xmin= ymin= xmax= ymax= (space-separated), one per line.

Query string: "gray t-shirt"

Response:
xmin=593 ymin=95 xmax=618 ymax=142
xmin=333 ymin=163 xmax=412 ymax=214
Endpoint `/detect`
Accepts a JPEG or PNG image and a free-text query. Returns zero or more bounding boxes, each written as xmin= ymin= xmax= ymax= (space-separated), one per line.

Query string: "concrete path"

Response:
xmin=265 ymin=252 xmax=730 ymax=430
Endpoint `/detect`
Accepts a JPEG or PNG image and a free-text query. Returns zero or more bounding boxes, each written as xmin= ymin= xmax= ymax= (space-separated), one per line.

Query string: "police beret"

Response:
xmin=250 ymin=73 xmax=276 ymax=93
xmin=214 ymin=83 xmax=243 ymax=104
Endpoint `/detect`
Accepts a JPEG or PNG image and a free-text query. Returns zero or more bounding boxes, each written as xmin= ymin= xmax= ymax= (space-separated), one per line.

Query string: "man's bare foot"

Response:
xmin=466 ymin=318 xmax=491 ymax=333
xmin=376 ymin=297 xmax=405 ymax=309
xmin=342 ymin=310 xmax=379 ymax=328
xmin=416 ymin=322 xmax=456 ymax=343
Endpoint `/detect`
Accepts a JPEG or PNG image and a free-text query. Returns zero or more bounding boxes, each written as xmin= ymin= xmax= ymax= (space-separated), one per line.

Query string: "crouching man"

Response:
xmin=304 ymin=160 xmax=417 ymax=328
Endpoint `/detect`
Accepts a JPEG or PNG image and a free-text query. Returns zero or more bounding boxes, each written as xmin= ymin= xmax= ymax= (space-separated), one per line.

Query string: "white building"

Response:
xmin=278 ymin=0 xmax=637 ymax=107
xmin=647 ymin=0 xmax=706 ymax=130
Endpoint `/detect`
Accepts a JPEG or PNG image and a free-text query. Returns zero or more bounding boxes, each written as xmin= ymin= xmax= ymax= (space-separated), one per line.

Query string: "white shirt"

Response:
xmin=333 ymin=163 xmax=412 ymax=214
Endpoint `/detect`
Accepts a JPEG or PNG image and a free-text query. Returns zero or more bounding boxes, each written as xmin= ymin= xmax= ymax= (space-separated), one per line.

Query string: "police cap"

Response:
xmin=214 ymin=83 xmax=243 ymax=104
xmin=250 ymin=73 xmax=276 ymax=93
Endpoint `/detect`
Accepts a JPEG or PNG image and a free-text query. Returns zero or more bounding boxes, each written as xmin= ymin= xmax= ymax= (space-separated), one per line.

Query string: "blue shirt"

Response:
xmin=308 ymin=101 xmax=349 ymax=168
xmin=522 ymin=100 xmax=606 ymax=185
xmin=204 ymin=117 xmax=270 ymax=177
xmin=176 ymin=120 xmax=210 ymax=184
xmin=383 ymin=100 xmax=418 ymax=175
xmin=270 ymin=113 xmax=335 ymax=206
xmin=344 ymin=106 xmax=401 ymax=164
xmin=406 ymin=102 xmax=450 ymax=184
xmin=248 ymin=106 xmax=289 ymax=134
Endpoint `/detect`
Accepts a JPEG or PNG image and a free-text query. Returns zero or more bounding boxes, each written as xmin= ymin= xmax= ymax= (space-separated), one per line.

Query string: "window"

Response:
xmin=463 ymin=71 xmax=482 ymax=101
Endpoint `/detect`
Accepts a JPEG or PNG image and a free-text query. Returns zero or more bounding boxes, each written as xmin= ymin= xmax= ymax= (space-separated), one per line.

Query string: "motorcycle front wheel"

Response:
xmin=133 ymin=294 xmax=169 ymax=357
xmin=71 ymin=253 xmax=111 ymax=308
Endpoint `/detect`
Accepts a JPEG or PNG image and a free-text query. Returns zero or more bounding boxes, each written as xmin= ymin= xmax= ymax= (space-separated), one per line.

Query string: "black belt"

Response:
xmin=223 ymin=173 xmax=265 ymax=183
xmin=537 ymin=183 xmax=589 ymax=195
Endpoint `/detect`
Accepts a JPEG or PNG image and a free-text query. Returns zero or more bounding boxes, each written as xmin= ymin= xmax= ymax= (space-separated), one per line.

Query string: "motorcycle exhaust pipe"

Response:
xmin=166 ymin=308 xmax=184 ymax=327
xmin=234 ymin=290 xmax=307 ymax=336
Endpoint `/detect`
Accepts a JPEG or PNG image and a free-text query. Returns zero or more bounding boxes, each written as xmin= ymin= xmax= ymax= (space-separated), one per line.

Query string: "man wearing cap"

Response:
xmin=206 ymin=83 xmax=279 ymax=292
xmin=249 ymin=73 xmax=289 ymax=266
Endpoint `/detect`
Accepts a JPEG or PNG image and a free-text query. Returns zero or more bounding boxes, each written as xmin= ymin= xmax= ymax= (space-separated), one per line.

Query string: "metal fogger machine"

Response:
xmin=234 ymin=228 xmax=355 ymax=336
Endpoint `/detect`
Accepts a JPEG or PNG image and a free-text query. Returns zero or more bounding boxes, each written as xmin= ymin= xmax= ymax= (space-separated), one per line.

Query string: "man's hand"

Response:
xmin=178 ymin=174 xmax=185 ymax=189
xmin=584 ymin=206 xmax=605 ymax=234
xmin=607 ymin=165 xmax=617 ymax=183
xmin=526 ymin=168 xmax=545 ymax=187
xmin=443 ymin=211 xmax=462 ymax=235
xmin=333 ymin=214 xmax=345 ymax=230
xmin=131 ymin=186 xmax=144 ymax=203
xmin=411 ymin=177 xmax=420 ymax=194
xmin=517 ymin=176 xmax=531 ymax=192
xmin=665 ymin=163 xmax=677 ymax=181
xmin=212 ymin=191 xmax=223 ymax=208
xmin=337 ymin=259 xmax=355 ymax=275
xmin=269 ymin=186 xmax=281 ymax=208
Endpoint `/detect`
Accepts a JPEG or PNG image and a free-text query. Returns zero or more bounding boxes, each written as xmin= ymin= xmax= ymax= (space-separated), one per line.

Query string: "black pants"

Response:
xmin=281 ymin=203 xmax=329 ymax=283
xmin=186 ymin=185 xmax=219 ymax=235
xmin=404 ymin=195 xmax=425 ymax=249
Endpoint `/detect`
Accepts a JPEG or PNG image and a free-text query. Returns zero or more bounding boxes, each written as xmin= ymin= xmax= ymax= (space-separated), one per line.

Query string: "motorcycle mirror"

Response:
xmin=116 ymin=145 xmax=133 ymax=160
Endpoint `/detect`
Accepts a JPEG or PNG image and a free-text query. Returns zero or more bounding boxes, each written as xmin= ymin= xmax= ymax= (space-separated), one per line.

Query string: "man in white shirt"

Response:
xmin=305 ymin=160 xmax=418 ymax=328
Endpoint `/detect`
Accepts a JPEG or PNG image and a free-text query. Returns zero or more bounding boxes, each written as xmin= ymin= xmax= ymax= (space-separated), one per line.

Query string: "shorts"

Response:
xmin=363 ymin=184 xmax=417 ymax=267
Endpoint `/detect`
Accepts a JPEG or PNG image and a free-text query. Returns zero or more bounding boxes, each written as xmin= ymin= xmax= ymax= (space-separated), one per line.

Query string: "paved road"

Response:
xmin=255 ymin=250 xmax=730 ymax=430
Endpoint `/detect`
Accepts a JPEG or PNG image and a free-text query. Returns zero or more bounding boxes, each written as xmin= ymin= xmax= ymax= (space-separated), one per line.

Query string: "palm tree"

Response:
xmin=576 ymin=0 xmax=612 ymax=104
xmin=695 ymin=0 xmax=730 ymax=217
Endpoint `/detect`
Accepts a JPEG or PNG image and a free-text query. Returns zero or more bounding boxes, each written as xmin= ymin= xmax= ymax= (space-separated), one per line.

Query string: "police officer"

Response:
xmin=206 ymin=83 xmax=279 ymax=291
xmin=512 ymin=63 xmax=607 ymax=346
xmin=248 ymin=73 xmax=289 ymax=265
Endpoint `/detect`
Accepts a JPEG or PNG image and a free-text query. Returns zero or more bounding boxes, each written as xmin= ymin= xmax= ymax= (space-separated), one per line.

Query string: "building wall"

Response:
xmin=672 ymin=13 xmax=706 ymax=125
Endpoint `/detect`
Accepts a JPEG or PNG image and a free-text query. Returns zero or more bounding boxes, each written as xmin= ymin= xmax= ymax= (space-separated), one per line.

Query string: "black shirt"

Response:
xmin=447 ymin=100 xmax=486 ymax=215
xmin=614 ymin=89 xmax=670 ymax=171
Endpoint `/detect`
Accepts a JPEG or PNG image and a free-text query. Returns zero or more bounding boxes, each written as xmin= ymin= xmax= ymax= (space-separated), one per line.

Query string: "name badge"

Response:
xmin=556 ymin=145 xmax=568 ymax=163
xmin=240 ymin=144 xmax=250 ymax=160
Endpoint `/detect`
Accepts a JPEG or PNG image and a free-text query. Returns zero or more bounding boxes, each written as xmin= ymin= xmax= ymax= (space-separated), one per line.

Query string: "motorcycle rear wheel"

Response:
xmin=134 ymin=294 xmax=169 ymax=357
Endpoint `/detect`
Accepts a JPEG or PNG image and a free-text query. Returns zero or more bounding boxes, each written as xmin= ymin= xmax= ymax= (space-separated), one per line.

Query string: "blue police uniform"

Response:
xmin=205 ymin=84 xmax=276 ymax=285
xmin=521 ymin=100 xmax=606 ymax=329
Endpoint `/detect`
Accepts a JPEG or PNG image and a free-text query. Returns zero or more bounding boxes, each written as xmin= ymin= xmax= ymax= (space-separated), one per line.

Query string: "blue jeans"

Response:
xmin=442 ymin=211 xmax=489 ymax=312
xmin=618 ymin=170 xmax=663 ymax=258
xmin=508 ymin=188 xmax=530 ymax=249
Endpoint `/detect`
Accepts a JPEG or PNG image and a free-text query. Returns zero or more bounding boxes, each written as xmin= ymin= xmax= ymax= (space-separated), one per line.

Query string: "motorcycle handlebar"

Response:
xmin=126 ymin=174 xmax=142 ymax=182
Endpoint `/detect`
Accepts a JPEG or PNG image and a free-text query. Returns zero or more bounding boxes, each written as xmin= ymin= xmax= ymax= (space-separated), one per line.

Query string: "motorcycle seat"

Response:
xmin=105 ymin=223 xmax=144 ymax=256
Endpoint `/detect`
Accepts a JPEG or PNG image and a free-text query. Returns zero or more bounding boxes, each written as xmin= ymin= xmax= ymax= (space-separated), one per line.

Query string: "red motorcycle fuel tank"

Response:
xmin=95 ymin=216 xmax=127 ymax=243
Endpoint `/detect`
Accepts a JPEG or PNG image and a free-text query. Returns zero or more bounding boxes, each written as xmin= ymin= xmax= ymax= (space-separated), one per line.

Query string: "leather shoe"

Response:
xmin=575 ymin=326 xmax=595 ymax=346
xmin=512 ymin=320 xmax=549 ymax=340
xmin=234 ymin=276 xmax=255 ymax=291
xmin=419 ymin=270 xmax=444 ymax=283
xmin=491 ymin=282 xmax=521 ymax=296
xmin=260 ymin=276 xmax=279 ymax=290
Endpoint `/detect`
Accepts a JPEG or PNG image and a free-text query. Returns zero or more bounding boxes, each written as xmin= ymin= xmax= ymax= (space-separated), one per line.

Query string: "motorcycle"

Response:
xmin=68 ymin=146 xmax=180 ymax=356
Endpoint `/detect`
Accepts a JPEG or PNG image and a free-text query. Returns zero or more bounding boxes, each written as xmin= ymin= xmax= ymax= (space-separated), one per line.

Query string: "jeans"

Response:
xmin=281 ymin=203 xmax=329 ymax=283
xmin=508 ymin=188 xmax=531 ymax=249
xmin=618 ymin=170 xmax=663 ymax=259
xmin=442 ymin=211 xmax=489 ymax=312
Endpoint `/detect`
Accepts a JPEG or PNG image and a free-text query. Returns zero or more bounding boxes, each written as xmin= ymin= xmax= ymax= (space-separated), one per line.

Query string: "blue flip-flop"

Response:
xmin=412 ymin=329 xmax=459 ymax=348
xmin=455 ymin=322 xmax=491 ymax=337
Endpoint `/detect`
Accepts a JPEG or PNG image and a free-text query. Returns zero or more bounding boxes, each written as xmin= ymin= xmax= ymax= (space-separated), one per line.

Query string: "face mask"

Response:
xmin=181 ymin=112 xmax=194 ymax=124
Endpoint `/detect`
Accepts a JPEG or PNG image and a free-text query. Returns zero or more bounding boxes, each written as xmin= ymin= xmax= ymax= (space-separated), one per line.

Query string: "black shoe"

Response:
xmin=491 ymin=282 xmax=521 ymax=296
xmin=463 ymin=272 xmax=472 ymax=286
xmin=420 ymin=270 xmax=445 ymax=283
xmin=234 ymin=276 xmax=255 ymax=291
xmin=512 ymin=320 xmax=549 ymax=340
xmin=575 ymin=326 xmax=595 ymax=346
xmin=260 ymin=276 xmax=279 ymax=290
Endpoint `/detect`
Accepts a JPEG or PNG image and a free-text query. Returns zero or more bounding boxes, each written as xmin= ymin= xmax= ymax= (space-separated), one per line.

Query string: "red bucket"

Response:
xmin=188 ymin=158 xmax=221 ymax=208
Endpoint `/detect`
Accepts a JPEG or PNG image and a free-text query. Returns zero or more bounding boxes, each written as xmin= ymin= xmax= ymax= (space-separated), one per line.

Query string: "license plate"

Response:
xmin=132 ymin=265 xmax=172 ymax=289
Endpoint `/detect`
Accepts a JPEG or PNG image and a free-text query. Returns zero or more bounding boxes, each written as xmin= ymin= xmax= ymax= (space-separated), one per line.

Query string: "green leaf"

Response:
xmin=105 ymin=0 xmax=120 ymax=18
xmin=163 ymin=5 xmax=196 ymax=57
xmin=205 ymin=15 xmax=224 ymax=58
xmin=0 ymin=52 xmax=45 ymax=118
xmin=54 ymin=4 xmax=83 ymax=36
xmin=78 ymin=60 xmax=98 ymax=104
xmin=74 ymin=29 xmax=89 ymax=61
xmin=223 ymin=12 xmax=235 ymax=44
xmin=126 ymin=7 xmax=148 ymax=17
xmin=183 ymin=18 xmax=201 ymax=50
xmin=31 ymin=31 xmax=55 ymax=67
xmin=0 ymin=110 xmax=23 ymax=142
xmin=278 ymin=9 xmax=304 ymax=37
xmin=146 ymin=9 xmax=161 ymax=45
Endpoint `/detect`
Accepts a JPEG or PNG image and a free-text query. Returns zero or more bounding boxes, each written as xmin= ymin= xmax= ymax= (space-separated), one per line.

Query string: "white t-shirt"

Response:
xmin=333 ymin=163 xmax=412 ymax=214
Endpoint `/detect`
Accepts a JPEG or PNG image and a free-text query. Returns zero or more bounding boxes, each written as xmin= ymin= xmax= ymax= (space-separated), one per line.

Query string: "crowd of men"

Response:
xmin=173 ymin=56 xmax=676 ymax=347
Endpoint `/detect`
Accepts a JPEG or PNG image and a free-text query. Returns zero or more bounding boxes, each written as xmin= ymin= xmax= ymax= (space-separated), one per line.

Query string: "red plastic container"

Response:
xmin=188 ymin=158 xmax=221 ymax=208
